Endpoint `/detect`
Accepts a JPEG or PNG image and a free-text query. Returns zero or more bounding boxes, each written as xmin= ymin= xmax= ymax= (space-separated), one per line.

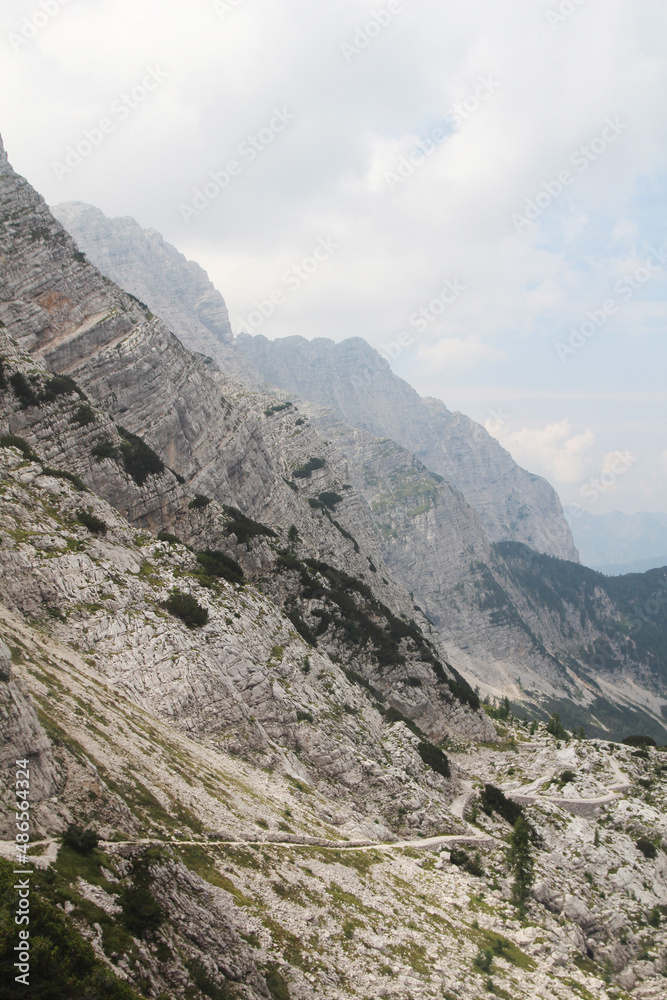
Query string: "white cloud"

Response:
xmin=0 ymin=0 xmax=665 ymax=513
xmin=488 ymin=419 xmax=596 ymax=486
xmin=417 ymin=335 xmax=505 ymax=371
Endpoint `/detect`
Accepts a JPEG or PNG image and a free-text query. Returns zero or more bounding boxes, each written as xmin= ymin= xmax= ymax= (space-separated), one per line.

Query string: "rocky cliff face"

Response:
xmin=46 ymin=195 xmax=667 ymax=741
xmin=35 ymin=202 xmax=579 ymax=563
xmin=2 ymin=132 xmax=667 ymax=1000
xmin=235 ymin=334 xmax=579 ymax=562
xmin=51 ymin=200 xmax=262 ymax=386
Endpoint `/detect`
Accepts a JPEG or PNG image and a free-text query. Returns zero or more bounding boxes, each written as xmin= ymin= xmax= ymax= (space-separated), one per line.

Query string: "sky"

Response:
xmin=1 ymin=0 xmax=666 ymax=516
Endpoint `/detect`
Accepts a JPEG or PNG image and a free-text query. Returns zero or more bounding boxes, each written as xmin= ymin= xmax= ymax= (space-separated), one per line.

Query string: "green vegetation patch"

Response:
xmin=480 ymin=784 xmax=523 ymax=827
xmin=223 ymin=505 xmax=276 ymax=544
xmin=0 ymin=433 xmax=39 ymax=461
xmin=196 ymin=549 xmax=244 ymax=585
xmin=70 ymin=403 xmax=96 ymax=426
xmin=76 ymin=509 xmax=108 ymax=535
xmin=117 ymin=427 xmax=164 ymax=486
xmin=0 ymin=857 xmax=143 ymax=1000
xmin=163 ymin=591 xmax=209 ymax=627
xmin=189 ymin=494 xmax=211 ymax=509
xmin=416 ymin=740 xmax=450 ymax=778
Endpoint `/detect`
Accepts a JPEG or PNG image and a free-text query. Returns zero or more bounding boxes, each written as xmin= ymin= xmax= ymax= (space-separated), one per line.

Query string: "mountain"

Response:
xmin=235 ymin=333 xmax=580 ymax=563
xmin=47 ymin=198 xmax=667 ymax=743
xmin=566 ymin=508 xmax=667 ymax=574
xmin=2 ymin=134 xmax=667 ymax=1000
xmin=51 ymin=199 xmax=258 ymax=386
xmin=46 ymin=201 xmax=582 ymax=563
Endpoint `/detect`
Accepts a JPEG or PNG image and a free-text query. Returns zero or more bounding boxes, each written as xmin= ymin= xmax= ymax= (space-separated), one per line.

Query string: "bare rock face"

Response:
xmin=0 ymin=641 xmax=59 ymax=836
xmin=236 ymin=333 xmax=579 ymax=562
xmin=0 ymin=132 xmax=491 ymax=753
xmin=51 ymin=201 xmax=233 ymax=349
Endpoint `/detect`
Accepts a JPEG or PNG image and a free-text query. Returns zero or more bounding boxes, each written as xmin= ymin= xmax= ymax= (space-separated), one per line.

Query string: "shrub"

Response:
xmin=648 ymin=906 xmax=661 ymax=927
xmin=77 ymin=509 xmax=107 ymax=535
xmin=0 ymin=857 xmax=142 ymax=999
xmin=451 ymin=847 xmax=484 ymax=876
xmin=559 ymin=769 xmax=576 ymax=785
xmin=507 ymin=816 xmax=535 ymax=915
xmin=157 ymin=531 xmax=182 ymax=545
xmin=187 ymin=958 xmax=238 ymax=1000
xmin=383 ymin=707 xmax=425 ymax=739
xmin=264 ymin=963 xmax=290 ymax=1000
xmin=264 ymin=401 xmax=292 ymax=416
xmin=196 ymin=549 xmax=244 ymax=585
xmin=222 ymin=505 xmax=276 ymax=544
xmin=41 ymin=374 xmax=83 ymax=401
xmin=623 ymin=734 xmax=657 ymax=748
xmin=636 ymin=837 xmax=657 ymax=859
xmin=119 ymin=882 xmax=164 ymax=936
xmin=546 ymin=712 xmax=569 ymax=740
xmin=417 ymin=741 xmax=451 ymax=778
xmin=292 ymin=456 xmax=326 ymax=479
xmin=317 ymin=491 xmax=343 ymax=509
xmin=296 ymin=710 xmax=313 ymax=723
xmin=473 ymin=947 xmax=493 ymax=973
xmin=71 ymin=403 xmax=96 ymax=426
xmin=9 ymin=371 xmax=39 ymax=408
xmin=480 ymin=784 xmax=523 ymax=826
xmin=189 ymin=494 xmax=211 ymax=509
xmin=62 ymin=824 xmax=99 ymax=854
xmin=0 ymin=434 xmax=39 ymax=461
xmin=91 ymin=436 xmax=118 ymax=460
xmin=42 ymin=467 xmax=87 ymax=491
xmin=118 ymin=427 xmax=164 ymax=486
xmin=163 ymin=592 xmax=209 ymax=627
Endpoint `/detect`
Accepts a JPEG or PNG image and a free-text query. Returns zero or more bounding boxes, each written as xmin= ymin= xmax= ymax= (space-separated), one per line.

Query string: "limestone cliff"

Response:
xmin=236 ymin=333 xmax=579 ymax=562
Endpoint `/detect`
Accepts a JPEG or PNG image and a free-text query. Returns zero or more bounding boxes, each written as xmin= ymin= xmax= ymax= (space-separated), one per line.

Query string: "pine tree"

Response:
xmin=507 ymin=816 xmax=534 ymax=916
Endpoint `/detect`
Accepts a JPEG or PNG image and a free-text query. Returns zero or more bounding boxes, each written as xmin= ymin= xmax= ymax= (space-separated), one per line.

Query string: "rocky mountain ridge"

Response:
xmin=1 ymin=132 xmax=667 ymax=1000
xmin=235 ymin=332 xmax=579 ymax=563
xmin=51 ymin=201 xmax=578 ymax=564
xmin=46 ymin=196 xmax=667 ymax=743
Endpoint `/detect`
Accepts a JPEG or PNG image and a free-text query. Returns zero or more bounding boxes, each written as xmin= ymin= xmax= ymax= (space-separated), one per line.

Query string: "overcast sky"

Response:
xmin=1 ymin=0 xmax=666 ymax=515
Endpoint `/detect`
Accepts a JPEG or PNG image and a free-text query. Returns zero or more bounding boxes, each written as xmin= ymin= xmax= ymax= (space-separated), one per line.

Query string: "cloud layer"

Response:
xmin=1 ymin=0 xmax=665 ymax=512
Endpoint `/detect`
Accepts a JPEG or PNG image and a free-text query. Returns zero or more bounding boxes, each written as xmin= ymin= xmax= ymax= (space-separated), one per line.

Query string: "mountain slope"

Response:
xmin=48 ymin=202 xmax=578 ymax=562
xmin=236 ymin=333 xmax=579 ymax=562
xmin=45 ymin=196 xmax=667 ymax=739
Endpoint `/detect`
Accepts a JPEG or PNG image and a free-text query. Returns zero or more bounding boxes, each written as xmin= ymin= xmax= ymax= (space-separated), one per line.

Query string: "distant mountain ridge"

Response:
xmin=566 ymin=507 xmax=667 ymax=573
xmin=236 ymin=332 xmax=579 ymax=562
